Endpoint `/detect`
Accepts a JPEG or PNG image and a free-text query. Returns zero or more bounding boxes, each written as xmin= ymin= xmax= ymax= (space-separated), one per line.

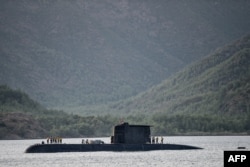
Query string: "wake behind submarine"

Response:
xmin=25 ymin=122 xmax=202 ymax=153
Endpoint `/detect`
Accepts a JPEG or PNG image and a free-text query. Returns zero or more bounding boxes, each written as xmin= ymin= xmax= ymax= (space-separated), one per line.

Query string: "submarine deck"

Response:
xmin=25 ymin=143 xmax=202 ymax=153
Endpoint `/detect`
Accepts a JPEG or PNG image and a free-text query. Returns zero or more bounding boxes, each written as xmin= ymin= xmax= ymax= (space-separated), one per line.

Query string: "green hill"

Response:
xmin=110 ymin=35 xmax=250 ymax=115
xmin=106 ymin=35 xmax=250 ymax=135
xmin=0 ymin=85 xmax=46 ymax=139
xmin=113 ymin=33 xmax=250 ymax=113
xmin=1 ymin=1 xmax=250 ymax=109
xmin=0 ymin=85 xmax=117 ymax=139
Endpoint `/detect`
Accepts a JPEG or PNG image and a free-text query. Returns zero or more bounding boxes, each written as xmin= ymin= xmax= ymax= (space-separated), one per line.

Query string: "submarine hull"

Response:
xmin=25 ymin=143 xmax=202 ymax=153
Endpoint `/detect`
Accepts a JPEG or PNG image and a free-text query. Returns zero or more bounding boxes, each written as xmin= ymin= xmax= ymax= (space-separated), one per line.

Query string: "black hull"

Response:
xmin=25 ymin=143 xmax=202 ymax=153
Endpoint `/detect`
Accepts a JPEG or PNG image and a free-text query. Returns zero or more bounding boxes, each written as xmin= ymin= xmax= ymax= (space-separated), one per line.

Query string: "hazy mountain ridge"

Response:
xmin=1 ymin=0 xmax=250 ymax=109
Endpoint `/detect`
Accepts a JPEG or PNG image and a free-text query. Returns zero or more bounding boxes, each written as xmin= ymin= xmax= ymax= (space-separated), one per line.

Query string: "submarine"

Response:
xmin=25 ymin=122 xmax=202 ymax=153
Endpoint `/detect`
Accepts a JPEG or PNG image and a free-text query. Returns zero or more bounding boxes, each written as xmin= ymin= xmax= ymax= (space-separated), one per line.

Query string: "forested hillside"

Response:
xmin=1 ymin=33 xmax=250 ymax=138
xmin=106 ymin=35 xmax=250 ymax=134
xmin=1 ymin=1 xmax=250 ymax=110
xmin=1 ymin=79 xmax=249 ymax=139
xmin=110 ymin=35 xmax=250 ymax=114
xmin=0 ymin=85 xmax=118 ymax=139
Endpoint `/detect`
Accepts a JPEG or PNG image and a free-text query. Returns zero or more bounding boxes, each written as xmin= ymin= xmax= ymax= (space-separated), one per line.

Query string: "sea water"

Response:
xmin=0 ymin=136 xmax=249 ymax=167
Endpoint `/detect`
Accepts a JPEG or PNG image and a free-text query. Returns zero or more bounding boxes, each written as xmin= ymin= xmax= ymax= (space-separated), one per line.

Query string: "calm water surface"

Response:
xmin=0 ymin=136 xmax=249 ymax=167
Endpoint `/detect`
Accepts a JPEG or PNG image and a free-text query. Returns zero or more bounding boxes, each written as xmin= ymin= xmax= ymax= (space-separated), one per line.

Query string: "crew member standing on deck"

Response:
xmin=155 ymin=137 xmax=158 ymax=144
xmin=161 ymin=136 xmax=164 ymax=144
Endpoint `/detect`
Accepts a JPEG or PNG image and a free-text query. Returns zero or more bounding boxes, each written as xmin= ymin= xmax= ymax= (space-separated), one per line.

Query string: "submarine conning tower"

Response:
xmin=111 ymin=122 xmax=151 ymax=144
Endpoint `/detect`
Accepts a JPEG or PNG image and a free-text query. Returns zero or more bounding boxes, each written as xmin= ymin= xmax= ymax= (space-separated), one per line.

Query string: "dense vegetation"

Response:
xmin=1 ymin=1 xmax=250 ymax=110
xmin=1 ymin=71 xmax=250 ymax=140
xmin=151 ymin=113 xmax=250 ymax=135
xmin=0 ymin=85 xmax=119 ymax=139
